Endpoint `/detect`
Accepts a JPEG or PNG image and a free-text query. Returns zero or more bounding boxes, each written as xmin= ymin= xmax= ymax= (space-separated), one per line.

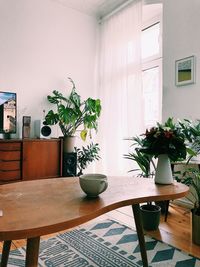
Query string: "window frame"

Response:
xmin=142 ymin=14 xmax=162 ymax=64
xmin=142 ymin=13 xmax=163 ymax=127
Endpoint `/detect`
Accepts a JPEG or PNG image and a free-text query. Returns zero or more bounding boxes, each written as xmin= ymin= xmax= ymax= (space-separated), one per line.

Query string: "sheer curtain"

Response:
xmin=96 ymin=0 xmax=144 ymax=176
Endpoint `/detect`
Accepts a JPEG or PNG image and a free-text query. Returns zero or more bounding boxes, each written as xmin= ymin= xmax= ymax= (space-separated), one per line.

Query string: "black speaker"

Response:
xmin=62 ymin=152 xmax=77 ymax=177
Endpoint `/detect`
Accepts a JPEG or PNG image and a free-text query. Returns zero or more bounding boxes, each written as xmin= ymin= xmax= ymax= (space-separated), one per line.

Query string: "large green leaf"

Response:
xmin=84 ymin=114 xmax=97 ymax=129
xmin=58 ymin=105 xmax=78 ymax=125
xmin=44 ymin=110 xmax=59 ymax=125
xmin=85 ymin=98 xmax=101 ymax=117
xmin=69 ymin=89 xmax=81 ymax=109
xmin=47 ymin=90 xmax=68 ymax=104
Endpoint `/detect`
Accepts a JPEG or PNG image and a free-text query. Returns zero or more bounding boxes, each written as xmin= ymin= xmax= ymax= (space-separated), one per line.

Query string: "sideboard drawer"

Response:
xmin=0 ymin=143 xmax=21 ymax=151
xmin=0 ymin=151 xmax=21 ymax=161
xmin=0 ymin=161 xmax=20 ymax=171
xmin=0 ymin=170 xmax=21 ymax=181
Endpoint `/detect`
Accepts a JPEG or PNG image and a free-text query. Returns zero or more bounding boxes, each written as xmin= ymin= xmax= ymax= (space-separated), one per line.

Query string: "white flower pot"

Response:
xmin=63 ymin=136 xmax=76 ymax=153
xmin=155 ymin=154 xmax=174 ymax=184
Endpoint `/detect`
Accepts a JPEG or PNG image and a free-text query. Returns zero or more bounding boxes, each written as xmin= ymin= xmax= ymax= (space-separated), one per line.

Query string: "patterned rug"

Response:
xmin=2 ymin=219 xmax=200 ymax=267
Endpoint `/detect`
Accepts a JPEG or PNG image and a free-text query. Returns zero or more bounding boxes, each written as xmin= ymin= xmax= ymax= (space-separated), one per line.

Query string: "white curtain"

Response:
xmin=96 ymin=0 xmax=144 ymax=176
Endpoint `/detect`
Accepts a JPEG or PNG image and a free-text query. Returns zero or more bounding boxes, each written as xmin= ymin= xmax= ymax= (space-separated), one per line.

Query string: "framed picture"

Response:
xmin=175 ymin=55 xmax=195 ymax=86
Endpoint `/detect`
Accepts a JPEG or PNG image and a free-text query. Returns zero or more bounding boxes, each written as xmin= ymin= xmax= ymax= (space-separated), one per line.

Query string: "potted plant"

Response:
xmin=124 ymin=136 xmax=155 ymax=177
xmin=75 ymin=143 xmax=100 ymax=176
xmin=139 ymin=118 xmax=187 ymax=184
xmin=124 ymin=136 xmax=161 ymax=231
xmin=124 ymin=118 xmax=189 ymax=230
xmin=176 ymin=168 xmax=200 ymax=245
xmin=179 ymin=119 xmax=200 ymax=161
xmin=44 ymin=78 xmax=102 ymax=152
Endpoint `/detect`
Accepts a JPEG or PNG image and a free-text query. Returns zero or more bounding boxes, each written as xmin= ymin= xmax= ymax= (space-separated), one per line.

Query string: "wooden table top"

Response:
xmin=0 ymin=176 xmax=189 ymax=241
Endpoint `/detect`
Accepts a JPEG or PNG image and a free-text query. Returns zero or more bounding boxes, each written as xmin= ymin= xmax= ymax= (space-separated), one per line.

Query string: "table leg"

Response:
xmin=25 ymin=237 xmax=40 ymax=267
xmin=164 ymin=200 xmax=170 ymax=222
xmin=1 ymin=240 xmax=11 ymax=267
xmin=132 ymin=204 xmax=148 ymax=267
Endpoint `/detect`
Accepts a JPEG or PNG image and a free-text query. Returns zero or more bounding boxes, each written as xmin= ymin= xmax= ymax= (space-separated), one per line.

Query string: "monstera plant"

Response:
xmin=44 ymin=78 xmax=101 ymax=152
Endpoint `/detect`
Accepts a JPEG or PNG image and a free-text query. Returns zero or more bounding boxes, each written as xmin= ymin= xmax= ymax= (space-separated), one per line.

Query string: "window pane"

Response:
xmin=142 ymin=23 xmax=160 ymax=59
xmin=142 ymin=67 xmax=160 ymax=127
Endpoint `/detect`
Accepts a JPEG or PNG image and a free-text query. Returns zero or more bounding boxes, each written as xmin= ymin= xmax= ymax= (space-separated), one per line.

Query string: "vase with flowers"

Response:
xmin=139 ymin=118 xmax=187 ymax=184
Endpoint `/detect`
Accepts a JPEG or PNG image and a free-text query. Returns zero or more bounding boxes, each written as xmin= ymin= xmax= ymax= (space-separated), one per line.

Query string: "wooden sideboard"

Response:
xmin=0 ymin=139 xmax=63 ymax=183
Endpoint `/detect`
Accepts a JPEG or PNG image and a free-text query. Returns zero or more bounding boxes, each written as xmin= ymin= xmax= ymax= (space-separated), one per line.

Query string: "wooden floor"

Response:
xmin=1 ymin=203 xmax=200 ymax=259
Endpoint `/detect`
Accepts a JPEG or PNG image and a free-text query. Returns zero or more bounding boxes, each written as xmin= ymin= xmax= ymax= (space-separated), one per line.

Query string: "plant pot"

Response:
xmin=192 ymin=209 xmax=200 ymax=245
xmin=140 ymin=204 xmax=161 ymax=231
xmin=63 ymin=136 xmax=76 ymax=153
xmin=155 ymin=200 xmax=168 ymax=214
xmin=155 ymin=154 xmax=173 ymax=184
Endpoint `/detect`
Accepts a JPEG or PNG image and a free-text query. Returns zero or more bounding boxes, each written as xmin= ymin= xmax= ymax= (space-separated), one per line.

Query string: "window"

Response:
xmin=142 ymin=22 xmax=160 ymax=60
xmin=142 ymin=66 xmax=160 ymax=127
xmin=142 ymin=19 xmax=162 ymax=128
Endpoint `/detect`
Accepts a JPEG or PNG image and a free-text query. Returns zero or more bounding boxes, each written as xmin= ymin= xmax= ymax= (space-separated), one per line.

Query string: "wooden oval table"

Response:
xmin=0 ymin=176 xmax=189 ymax=267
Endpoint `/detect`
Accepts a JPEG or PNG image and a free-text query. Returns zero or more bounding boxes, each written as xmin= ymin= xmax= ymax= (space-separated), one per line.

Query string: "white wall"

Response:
xmin=162 ymin=0 xmax=200 ymax=122
xmin=0 ymin=0 xmax=98 ymax=138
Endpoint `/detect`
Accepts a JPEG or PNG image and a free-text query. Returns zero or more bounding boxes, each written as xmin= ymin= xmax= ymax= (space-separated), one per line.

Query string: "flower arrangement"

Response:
xmin=139 ymin=118 xmax=187 ymax=162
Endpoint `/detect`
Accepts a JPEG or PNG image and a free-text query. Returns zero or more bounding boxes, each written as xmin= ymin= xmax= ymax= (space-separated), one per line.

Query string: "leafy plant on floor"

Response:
xmin=176 ymin=168 xmax=200 ymax=215
xmin=75 ymin=143 xmax=100 ymax=176
xmin=124 ymin=136 xmax=156 ymax=206
xmin=124 ymin=136 xmax=156 ymax=177
xmin=178 ymin=119 xmax=200 ymax=161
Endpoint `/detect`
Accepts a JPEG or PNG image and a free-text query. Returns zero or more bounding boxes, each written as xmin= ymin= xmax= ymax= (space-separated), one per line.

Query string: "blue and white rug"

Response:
xmin=2 ymin=219 xmax=200 ymax=267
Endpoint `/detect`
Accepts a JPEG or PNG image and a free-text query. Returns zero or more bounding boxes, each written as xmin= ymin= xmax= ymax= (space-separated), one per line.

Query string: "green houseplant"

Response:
xmin=179 ymin=119 xmax=200 ymax=161
xmin=124 ymin=136 xmax=155 ymax=177
xmin=44 ymin=78 xmax=101 ymax=152
xmin=75 ymin=143 xmax=100 ymax=176
xmin=124 ymin=136 xmax=161 ymax=231
xmin=176 ymin=168 xmax=200 ymax=245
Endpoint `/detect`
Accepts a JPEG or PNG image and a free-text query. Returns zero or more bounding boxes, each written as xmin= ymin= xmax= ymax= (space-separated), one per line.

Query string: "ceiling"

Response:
xmin=51 ymin=0 xmax=162 ymax=20
xmin=51 ymin=0 xmax=128 ymax=18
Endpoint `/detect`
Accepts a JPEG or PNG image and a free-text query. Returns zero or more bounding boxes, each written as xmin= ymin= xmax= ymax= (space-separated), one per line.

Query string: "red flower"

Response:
xmin=164 ymin=130 xmax=174 ymax=139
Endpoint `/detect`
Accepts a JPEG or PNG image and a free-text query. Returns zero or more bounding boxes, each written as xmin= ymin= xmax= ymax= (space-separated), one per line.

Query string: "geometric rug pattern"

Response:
xmin=1 ymin=219 xmax=200 ymax=267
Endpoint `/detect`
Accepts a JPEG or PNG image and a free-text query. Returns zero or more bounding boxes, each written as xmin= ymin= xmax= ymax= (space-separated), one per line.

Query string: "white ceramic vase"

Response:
xmin=154 ymin=154 xmax=173 ymax=184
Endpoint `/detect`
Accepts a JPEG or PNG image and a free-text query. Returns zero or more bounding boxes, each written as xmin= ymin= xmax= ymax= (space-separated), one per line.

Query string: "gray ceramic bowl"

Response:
xmin=79 ymin=173 xmax=108 ymax=197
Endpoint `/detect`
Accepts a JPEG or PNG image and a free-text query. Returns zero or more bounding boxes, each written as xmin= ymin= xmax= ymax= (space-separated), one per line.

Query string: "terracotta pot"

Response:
xmin=63 ymin=136 xmax=76 ymax=153
xmin=192 ymin=209 xmax=200 ymax=245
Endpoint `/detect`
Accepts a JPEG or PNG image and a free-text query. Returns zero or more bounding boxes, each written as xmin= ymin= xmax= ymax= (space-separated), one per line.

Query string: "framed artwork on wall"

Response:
xmin=175 ymin=55 xmax=195 ymax=86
